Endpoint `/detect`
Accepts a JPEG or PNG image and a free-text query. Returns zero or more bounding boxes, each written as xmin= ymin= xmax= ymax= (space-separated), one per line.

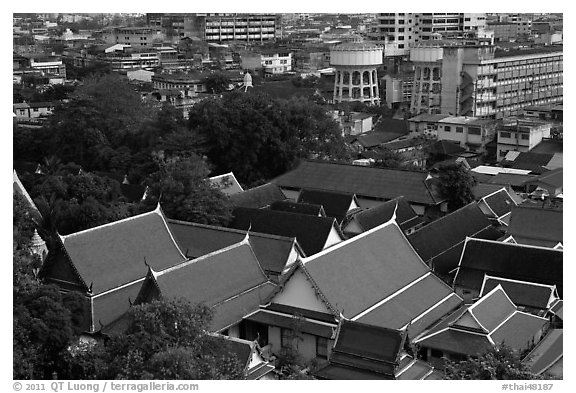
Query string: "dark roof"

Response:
xmin=314 ymin=363 xmax=394 ymax=380
xmin=167 ymin=219 xmax=300 ymax=277
xmin=333 ymin=320 xmax=405 ymax=366
xmin=346 ymin=196 xmax=422 ymax=233
xmin=481 ymin=189 xmax=516 ymax=218
xmin=531 ymin=139 xmax=563 ymax=154
xmin=525 ymin=168 xmax=562 ymax=188
xmin=454 ymin=238 xmax=563 ymax=296
xmin=512 ymin=152 xmax=554 ymax=167
xmin=416 ymin=328 xmax=493 ymax=356
xmin=349 ymin=131 xmax=403 ymax=148
xmin=473 ymin=183 xmax=508 ymax=199
xmin=481 ymin=277 xmax=557 ymax=310
xmin=373 ymin=118 xmax=409 ymax=135
xmin=314 ymin=320 xmax=404 ymax=379
xmin=297 ymin=189 xmax=356 ymax=223
xmin=488 ymin=173 xmax=536 ymax=187
xmin=271 ymin=160 xmax=444 ymax=206
xmin=506 ymin=206 xmax=562 ymax=247
xmin=147 ymin=240 xmax=275 ymax=330
xmin=245 ymin=310 xmax=335 ymax=338
xmin=228 ymin=182 xmax=287 ymax=208
xmin=59 ymin=206 xmax=186 ymax=295
xmin=229 ymin=207 xmax=341 ymax=256
xmin=269 ymin=200 xmax=325 ymax=217
xmin=428 ymin=140 xmax=467 ymax=156
xmin=407 ymin=203 xmax=502 ymax=275
xmin=355 ymin=272 xmax=463 ymax=338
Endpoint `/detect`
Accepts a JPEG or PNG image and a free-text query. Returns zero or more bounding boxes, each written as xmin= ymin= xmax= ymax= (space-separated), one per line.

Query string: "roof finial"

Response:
xmin=391 ymin=201 xmax=398 ymax=223
xmin=144 ymin=256 xmax=149 ymax=267
xmin=243 ymin=223 xmax=252 ymax=244
xmin=88 ymin=282 xmax=93 ymax=293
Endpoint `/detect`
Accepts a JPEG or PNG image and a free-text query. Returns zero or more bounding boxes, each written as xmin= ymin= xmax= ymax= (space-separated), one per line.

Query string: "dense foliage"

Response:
xmin=437 ymin=162 xmax=477 ymax=211
xmin=444 ymin=345 xmax=548 ymax=380
xmin=188 ymin=91 xmax=351 ymax=186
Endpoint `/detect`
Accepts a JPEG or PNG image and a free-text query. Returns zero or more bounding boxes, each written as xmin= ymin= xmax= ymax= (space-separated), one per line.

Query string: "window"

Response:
xmin=398 ymin=44 xmax=405 ymax=49
xmin=456 ymin=126 xmax=463 ymax=133
xmin=521 ymin=134 xmax=529 ymax=140
xmin=468 ymin=127 xmax=481 ymax=135
xmin=281 ymin=328 xmax=292 ymax=349
xmin=316 ymin=337 xmax=328 ymax=359
xmin=399 ymin=28 xmax=405 ymax=32
xmin=398 ymin=36 xmax=404 ymax=40
xmin=444 ymin=125 xmax=451 ymax=132
xmin=500 ymin=131 xmax=511 ymax=138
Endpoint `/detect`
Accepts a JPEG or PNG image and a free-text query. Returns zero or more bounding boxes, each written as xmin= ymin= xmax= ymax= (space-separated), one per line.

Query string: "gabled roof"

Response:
xmin=480 ymin=276 xmax=558 ymax=310
xmin=228 ymin=182 xmax=287 ymax=208
xmin=208 ymin=172 xmax=244 ymax=195
xmin=58 ymin=205 xmax=186 ymax=295
xmin=407 ymin=203 xmax=502 ymax=275
xmin=167 ymin=219 xmax=302 ymax=277
xmin=511 ymin=152 xmax=554 ymax=170
xmin=523 ymin=329 xmax=563 ymax=376
xmin=473 ymin=183 xmax=508 ymax=200
xmin=524 ymin=167 xmax=562 ymax=188
xmin=453 ymin=238 xmax=563 ymax=296
xmin=269 ymin=200 xmax=325 ymax=217
xmin=506 ymin=205 xmax=562 ymax=248
xmin=271 ymin=160 xmax=444 ymax=206
xmin=314 ymin=320 xmax=405 ymax=380
xmin=479 ymin=188 xmax=517 ymax=219
xmin=141 ymin=239 xmax=275 ymax=331
xmin=297 ymin=189 xmax=357 ymax=223
xmin=211 ymin=335 xmax=275 ymax=379
xmin=415 ymin=285 xmax=548 ymax=355
xmin=229 ymin=207 xmax=343 ymax=256
xmin=345 ymin=196 xmax=422 ymax=233
xmin=488 ymin=173 xmax=536 ymax=188
xmin=284 ymin=219 xmax=462 ymax=332
xmin=428 ymin=140 xmax=467 ymax=156
xmin=348 ymin=130 xmax=403 ymax=148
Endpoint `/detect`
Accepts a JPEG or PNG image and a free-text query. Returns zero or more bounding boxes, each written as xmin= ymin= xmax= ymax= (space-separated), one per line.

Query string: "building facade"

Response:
xmin=410 ymin=44 xmax=563 ymax=119
xmin=370 ymin=13 xmax=487 ymax=56
xmin=496 ymin=119 xmax=552 ymax=160
xmin=147 ymin=13 xmax=280 ymax=43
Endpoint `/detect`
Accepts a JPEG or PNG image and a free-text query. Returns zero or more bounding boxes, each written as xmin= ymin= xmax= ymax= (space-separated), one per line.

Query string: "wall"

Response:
xmin=273 ymin=269 xmax=333 ymax=313
xmin=268 ymin=326 xmax=334 ymax=362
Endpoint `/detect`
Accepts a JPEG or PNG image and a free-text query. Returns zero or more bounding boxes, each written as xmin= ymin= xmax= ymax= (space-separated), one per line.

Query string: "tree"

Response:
xmin=444 ymin=344 xmax=548 ymax=380
xmin=437 ymin=163 xmax=477 ymax=211
xmin=140 ymin=155 xmax=232 ymax=226
xmin=204 ymin=72 xmax=232 ymax=94
xmin=64 ymin=299 xmax=244 ymax=380
xmin=188 ymin=91 xmax=350 ymax=185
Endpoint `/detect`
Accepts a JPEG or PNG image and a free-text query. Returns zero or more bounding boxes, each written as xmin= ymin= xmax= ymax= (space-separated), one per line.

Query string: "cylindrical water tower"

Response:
xmin=330 ymin=41 xmax=383 ymax=105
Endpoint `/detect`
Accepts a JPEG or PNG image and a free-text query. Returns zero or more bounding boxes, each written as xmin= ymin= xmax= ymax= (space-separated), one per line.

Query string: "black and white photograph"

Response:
xmin=10 ymin=3 xmax=565 ymax=389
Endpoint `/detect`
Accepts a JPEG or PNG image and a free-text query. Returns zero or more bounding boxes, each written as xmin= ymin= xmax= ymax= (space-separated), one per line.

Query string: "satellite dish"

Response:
xmin=243 ymin=72 xmax=253 ymax=92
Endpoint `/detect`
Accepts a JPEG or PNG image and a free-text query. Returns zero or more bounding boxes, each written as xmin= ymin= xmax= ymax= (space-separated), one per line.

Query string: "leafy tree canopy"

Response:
xmin=444 ymin=344 xmax=549 ymax=380
xmin=437 ymin=162 xmax=477 ymax=211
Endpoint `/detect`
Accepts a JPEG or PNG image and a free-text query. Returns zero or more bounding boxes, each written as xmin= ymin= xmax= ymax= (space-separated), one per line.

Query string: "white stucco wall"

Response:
xmin=272 ymin=269 xmax=332 ymax=313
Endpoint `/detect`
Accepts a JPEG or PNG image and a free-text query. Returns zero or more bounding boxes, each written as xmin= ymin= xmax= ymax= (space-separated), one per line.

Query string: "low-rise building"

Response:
xmin=261 ymin=49 xmax=292 ymax=77
xmin=496 ymin=119 xmax=552 ymax=160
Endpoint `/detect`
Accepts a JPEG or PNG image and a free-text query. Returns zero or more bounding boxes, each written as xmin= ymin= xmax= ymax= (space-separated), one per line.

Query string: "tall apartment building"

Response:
xmin=410 ymin=44 xmax=563 ymax=119
xmin=147 ymin=13 xmax=280 ymax=43
xmin=370 ymin=13 xmax=487 ymax=56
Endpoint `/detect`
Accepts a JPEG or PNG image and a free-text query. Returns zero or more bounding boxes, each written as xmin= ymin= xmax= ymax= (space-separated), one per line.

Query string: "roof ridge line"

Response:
xmin=465 ymin=237 xmax=564 ymax=252
xmin=155 ymin=238 xmax=251 ymax=277
xmin=167 ymin=219 xmax=296 ymax=242
xmin=61 ymin=209 xmax=159 ymax=240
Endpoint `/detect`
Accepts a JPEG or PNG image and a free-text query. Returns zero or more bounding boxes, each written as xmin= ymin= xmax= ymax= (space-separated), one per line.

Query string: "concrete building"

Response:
xmin=496 ymin=119 xmax=552 ymax=160
xmin=408 ymin=114 xmax=497 ymax=153
xmin=29 ymin=56 xmax=66 ymax=79
xmin=102 ymin=27 xmax=164 ymax=48
xmin=382 ymin=73 xmax=413 ymax=108
xmin=331 ymin=41 xmax=383 ymax=105
xmin=261 ymin=49 xmax=292 ymax=77
xmin=487 ymin=22 xmax=518 ymax=42
xmin=370 ymin=13 xmax=487 ymax=56
xmin=410 ymin=44 xmax=563 ymax=119
xmin=147 ymin=13 xmax=280 ymax=43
